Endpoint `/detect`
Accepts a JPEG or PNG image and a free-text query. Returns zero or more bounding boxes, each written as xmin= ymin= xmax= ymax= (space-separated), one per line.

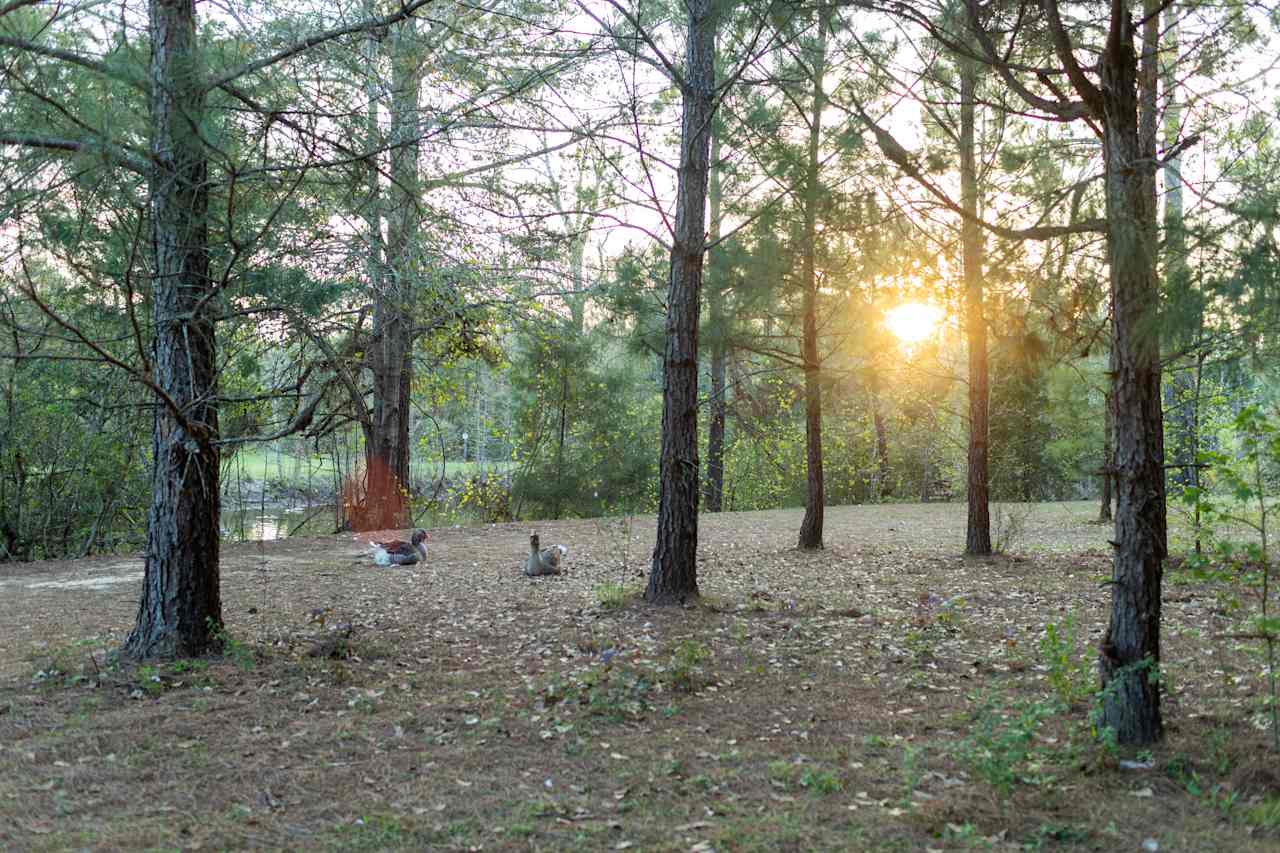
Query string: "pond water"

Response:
xmin=220 ymin=504 xmax=492 ymax=542
xmin=221 ymin=505 xmax=337 ymax=542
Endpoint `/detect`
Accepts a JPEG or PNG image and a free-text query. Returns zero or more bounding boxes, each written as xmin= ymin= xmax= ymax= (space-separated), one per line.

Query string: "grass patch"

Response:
xmin=223 ymin=447 xmax=511 ymax=488
xmin=594 ymin=580 xmax=632 ymax=610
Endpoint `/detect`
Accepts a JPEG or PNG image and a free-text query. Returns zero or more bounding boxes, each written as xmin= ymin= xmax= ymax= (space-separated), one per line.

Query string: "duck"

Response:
xmin=372 ymin=529 xmax=429 ymax=566
xmin=524 ymin=531 xmax=567 ymax=576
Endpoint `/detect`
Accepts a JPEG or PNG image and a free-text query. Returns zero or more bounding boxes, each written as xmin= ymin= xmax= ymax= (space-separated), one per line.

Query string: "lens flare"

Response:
xmin=885 ymin=302 xmax=943 ymax=344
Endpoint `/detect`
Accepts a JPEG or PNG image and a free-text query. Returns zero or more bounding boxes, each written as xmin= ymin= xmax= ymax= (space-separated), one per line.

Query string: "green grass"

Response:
xmin=221 ymin=447 xmax=511 ymax=488
xmin=221 ymin=448 xmax=336 ymax=483
xmin=413 ymin=459 xmax=514 ymax=480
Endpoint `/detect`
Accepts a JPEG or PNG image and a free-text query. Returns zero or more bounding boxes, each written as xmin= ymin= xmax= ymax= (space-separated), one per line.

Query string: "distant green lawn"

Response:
xmin=221 ymin=447 xmax=511 ymax=486
xmin=222 ymin=448 xmax=336 ymax=482
xmin=410 ymin=458 xmax=514 ymax=481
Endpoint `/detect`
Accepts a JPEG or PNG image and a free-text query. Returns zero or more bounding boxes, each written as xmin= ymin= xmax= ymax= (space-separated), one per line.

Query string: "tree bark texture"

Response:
xmin=553 ymin=364 xmax=569 ymax=520
xmin=1097 ymin=6 xmax=1167 ymax=746
xmin=648 ymin=0 xmax=716 ymax=604
xmin=1100 ymin=341 xmax=1115 ymax=522
xmin=363 ymin=19 xmax=421 ymax=531
xmin=797 ymin=9 xmax=829 ymax=551
xmin=872 ymin=405 xmax=891 ymax=499
xmin=126 ymin=0 xmax=222 ymax=659
xmin=704 ymin=125 xmax=726 ymax=514
xmin=861 ymin=196 xmax=892 ymax=501
xmin=1161 ymin=9 xmax=1198 ymax=491
xmin=960 ymin=56 xmax=992 ymax=556
xmin=705 ymin=332 xmax=727 ymax=513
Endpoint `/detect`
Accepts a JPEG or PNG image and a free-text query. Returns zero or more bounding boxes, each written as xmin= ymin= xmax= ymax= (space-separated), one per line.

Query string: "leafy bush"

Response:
xmin=508 ymin=326 xmax=658 ymax=520
xmin=952 ymin=694 xmax=1057 ymax=797
xmin=1 ymin=355 xmax=151 ymax=560
xmin=1039 ymin=613 xmax=1093 ymax=708
xmin=452 ymin=472 xmax=513 ymax=523
xmin=1181 ymin=404 xmax=1280 ymax=749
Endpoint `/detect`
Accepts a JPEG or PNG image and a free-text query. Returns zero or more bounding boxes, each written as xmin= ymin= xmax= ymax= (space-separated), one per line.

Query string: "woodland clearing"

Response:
xmin=1 ymin=501 xmax=1277 ymax=851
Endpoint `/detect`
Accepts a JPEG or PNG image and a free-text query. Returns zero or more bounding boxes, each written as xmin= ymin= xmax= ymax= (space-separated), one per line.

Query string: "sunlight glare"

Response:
xmin=885 ymin=302 xmax=943 ymax=344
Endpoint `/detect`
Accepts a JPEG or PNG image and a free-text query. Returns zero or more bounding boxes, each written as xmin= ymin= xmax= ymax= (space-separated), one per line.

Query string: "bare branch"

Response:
xmin=215 ymin=377 xmax=338 ymax=448
xmin=14 ymin=251 xmax=201 ymax=438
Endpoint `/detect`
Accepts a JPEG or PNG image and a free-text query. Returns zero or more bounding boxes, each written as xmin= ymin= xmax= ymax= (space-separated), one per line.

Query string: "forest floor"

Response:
xmin=1 ymin=501 xmax=1279 ymax=851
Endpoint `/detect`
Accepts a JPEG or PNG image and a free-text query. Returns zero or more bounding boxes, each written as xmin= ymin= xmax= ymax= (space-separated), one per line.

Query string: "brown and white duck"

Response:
xmin=372 ymin=529 xmax=429 ymax=566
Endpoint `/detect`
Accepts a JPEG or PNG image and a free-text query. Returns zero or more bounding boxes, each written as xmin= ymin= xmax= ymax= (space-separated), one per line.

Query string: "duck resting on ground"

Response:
xmin=372 ymin=529 xmax=429 ymax=566
xmin=524 ymin=531 xmax=567 ymax=577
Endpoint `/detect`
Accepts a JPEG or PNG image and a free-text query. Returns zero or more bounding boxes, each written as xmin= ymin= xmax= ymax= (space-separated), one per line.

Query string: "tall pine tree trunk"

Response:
xmin=553 ymin=364 xmax=569 ymax=520
xmin=1099 ymin=341 xmax=1115 ymax=522
xmin=126 ymin=0 xmax=222 ymax=659
xmin=797 ymin=9 xmax=829 ymax=551
xmin=1097 ymin=5 xmax=1167 ymax=745
xmin=704 ymin=126 xmax=727 ymax=513
xmin=960 ymin=56 xmax=991 ymax=555
xmin=648 ymin=0 xmax=716 ymax=604
xmin=865 ymin=197 xmax=892 ymax=501
xmin=872 ymin=405 xmax=891 ymax=499
xmin=1161 ymin=8 xmax=1198 ymax=494
xmin=1188 ymin=352 xmax=1205 ymax=554
xmin=705 ymin=330 xmax=727 ymax=513
xmin=365 ymin=18 xmax=421 ymax=531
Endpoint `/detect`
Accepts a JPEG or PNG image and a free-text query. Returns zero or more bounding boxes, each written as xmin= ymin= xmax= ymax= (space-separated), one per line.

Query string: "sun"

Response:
xmin=885 ymin=302 xmax=943 ymax=344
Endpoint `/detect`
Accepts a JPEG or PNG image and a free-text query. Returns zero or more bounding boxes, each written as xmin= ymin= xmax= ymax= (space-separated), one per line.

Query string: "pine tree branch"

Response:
xmin=0 ymin=0 xmax=47 ymax=16
xmin=0 ymin=131 xmax=151 ymax=174
xmin=0 ymin=35 xmax=144 ymax=91
xmin=1038 ymin=0 xmax=1104 ymax=111
xmin=957 ymin=0 xmax=1094 ymax=122
xmin=201 ymin=0 xmax=438 ymax=93
xmin=846 ymin=99 xmax=1106 ymax=241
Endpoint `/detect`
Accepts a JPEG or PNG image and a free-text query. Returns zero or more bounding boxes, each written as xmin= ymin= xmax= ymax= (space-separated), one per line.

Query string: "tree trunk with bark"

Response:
xmin=1161 ymin=8 xmax=1198 ymax=494
xmin=865 ymin=198 xmax=892 ymax=501
xmin=797 ymin=9 xmax=829 ymax=551
xmin=126 ymin=0 xmax=222 ymax=659
xmin=647 ymin=0 xmax=717 ymax=604
xmin=363 ymin=18 xmax=421 ymax=531
xmin=553 ymin=364 xmax=569 ymax=520
xmin=705 ymin=331 xmax=727 ymax=513
xmin=1099 ymin=342 xmax=1115 ymax=522
xmin=704 ymin=125 xmax=726 ymax=513
xmin=1097 ymin=6 xmax=1167 ymax=746
xmin=952 ymin=0 xmax=1168 ymax=742
xmin=872 ymin=405 xmax=891 ymax=498
xmin=959 ymin=56 xmax=992 ymax=556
